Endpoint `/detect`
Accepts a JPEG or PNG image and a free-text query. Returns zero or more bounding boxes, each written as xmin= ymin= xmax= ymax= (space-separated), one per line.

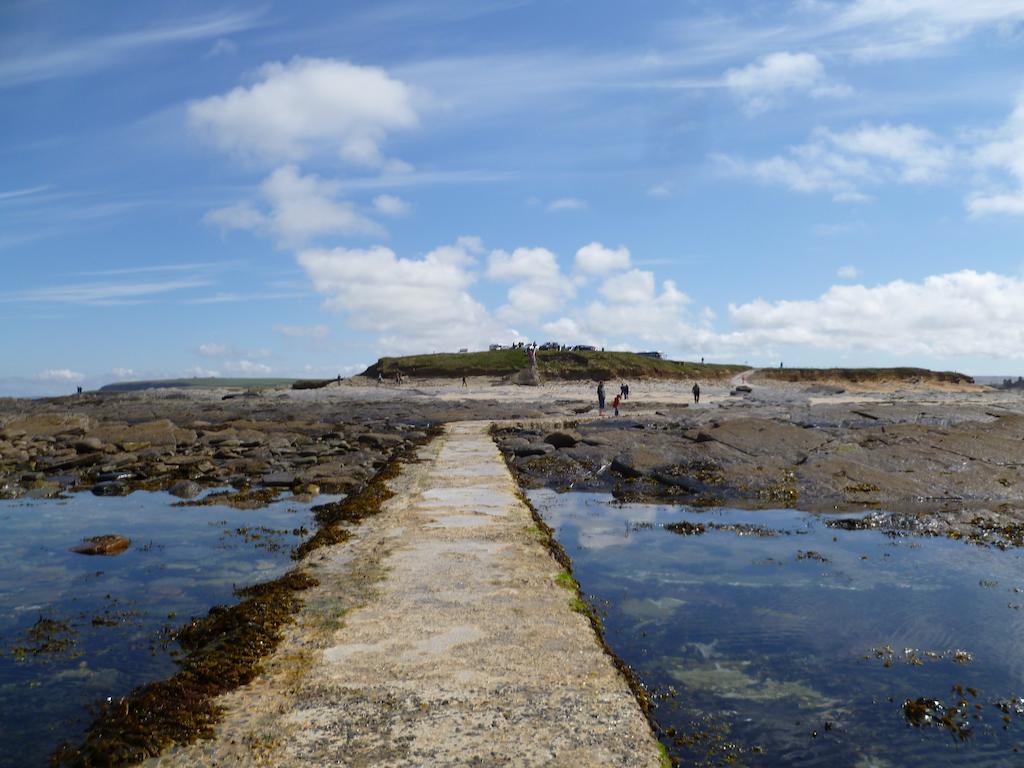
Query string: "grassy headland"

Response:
xmin=362 ymin=349 xmax=747 ymax=382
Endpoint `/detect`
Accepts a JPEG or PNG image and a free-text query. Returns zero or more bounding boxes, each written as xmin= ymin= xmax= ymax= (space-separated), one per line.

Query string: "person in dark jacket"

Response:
xmin=692 ymin=382 xmax=700 ymax=403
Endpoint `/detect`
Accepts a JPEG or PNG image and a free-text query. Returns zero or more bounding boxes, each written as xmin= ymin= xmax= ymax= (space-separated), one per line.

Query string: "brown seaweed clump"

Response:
xmin=52 ymin=427 xmax=441 ymax=767
xmin=52 ymin=569 xmax=318 ymax=767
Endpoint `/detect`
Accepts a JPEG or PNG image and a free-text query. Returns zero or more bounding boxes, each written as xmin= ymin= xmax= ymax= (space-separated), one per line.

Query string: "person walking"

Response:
xmin=612 ymin=393 xmax=621 ymax=416
xmin=692 ymin=382 xmax=700 ymax=404
xmin=597 ymin=381 xmax=606 ymax=416
xmin=461 ymin=376 xmax=468 ymax=388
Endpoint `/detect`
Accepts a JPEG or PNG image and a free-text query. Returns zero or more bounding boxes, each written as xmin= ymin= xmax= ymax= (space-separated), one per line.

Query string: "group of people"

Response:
xmin=596 ymin=380 xmax=702 ymax=415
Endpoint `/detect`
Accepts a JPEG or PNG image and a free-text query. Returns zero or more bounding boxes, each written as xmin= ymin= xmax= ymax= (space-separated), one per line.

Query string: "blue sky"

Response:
xmin=3 ymin=0 xmax=1024 ymax=395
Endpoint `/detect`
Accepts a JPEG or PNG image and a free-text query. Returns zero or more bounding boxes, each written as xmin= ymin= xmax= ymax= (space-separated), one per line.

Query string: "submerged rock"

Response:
xmin=71 ymin=535 xmax=131 ymax=556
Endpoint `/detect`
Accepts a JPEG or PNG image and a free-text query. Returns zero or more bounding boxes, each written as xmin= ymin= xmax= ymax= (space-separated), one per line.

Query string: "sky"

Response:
xmin=3 ymin=0 xmax=1024 ymax=396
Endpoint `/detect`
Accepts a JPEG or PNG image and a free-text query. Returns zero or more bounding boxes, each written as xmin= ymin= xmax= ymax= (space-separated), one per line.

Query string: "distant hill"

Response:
xmin=752 ymin=367 xmax=974 ymax=386
xmin=99 ymin=377 xmax=303 ymax=393
xmin=362 ymin=350 xmax=748 ymax=381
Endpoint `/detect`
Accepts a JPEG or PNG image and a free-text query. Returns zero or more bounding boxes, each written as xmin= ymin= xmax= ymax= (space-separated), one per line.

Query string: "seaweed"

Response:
xmin=52 ymin=426 xmax=442 ymax=767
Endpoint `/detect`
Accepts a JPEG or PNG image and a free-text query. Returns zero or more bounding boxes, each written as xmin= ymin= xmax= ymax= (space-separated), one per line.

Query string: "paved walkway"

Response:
xmin=158 ymin=421 xmax=662 ymax=767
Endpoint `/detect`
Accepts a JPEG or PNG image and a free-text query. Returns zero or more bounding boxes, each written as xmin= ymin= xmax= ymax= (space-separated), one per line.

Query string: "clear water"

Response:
xmin=530 ymin=489 xmax=1024 ymax=767
xmin=0 ymin=489 xmax=337 ymax=767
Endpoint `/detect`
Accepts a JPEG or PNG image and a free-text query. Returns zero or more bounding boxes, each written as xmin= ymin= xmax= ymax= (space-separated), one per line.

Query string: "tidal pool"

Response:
xmin=0 ymin=489 xmax=337 ymax=767
xmin=529 ymin=489 xmax=1024 ymax=767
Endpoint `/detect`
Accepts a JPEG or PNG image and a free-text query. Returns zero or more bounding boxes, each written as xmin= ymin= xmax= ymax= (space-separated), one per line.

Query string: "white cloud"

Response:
xmin=188 ymin=57 xmax=419 ymax=167
xmin=36 ymin=368 xmax=84 ymax=382
xmin=837 ymin=265 xmax=860 ymax=279
xmin=835 ymin=1 xmax=1024 ymax=58
xmin=547 ymin=197 xmax=587 ymax=212
xmin=725 ymin=270 xmax=1024 ymax=358
xmin=373 ymin=194 xmax=411 ymax=216
xmin=297 ymin=237 xmax=501 ymax=353
xmin=968 ymin=96 xmax=1024 ymax=217
xmin=574 ymin=242 xmax=632 ymax=276
xmin=273 ymin=324 xmax=330 ymax=340
xmin=204 ymin=165 xmax=383 ymax=247
xmin=111 ymin=367 xmax=137 ymax=379
xmin=487 ymin=247 xmax=575 ymax=320
xmin=223 ymin=360 xmax=273 ymax=375
xmin=724 ymin=52 xmax=850 ymax=114
xmin=717 ymin=123 xmax=952 ymax=201
xmin=0 ymin=278 xmax=208 ymax=305
xmin=647 ymin=183 xmax=672 ymax=198
xmin=198 ymin=343 xmax=230 ymax=358
xmin=0 ymin=11 xmax=261 ymax=88
xmin=206 ymin=38 xmax=238 ymax=58
xmin=546 ymin=268 xmax=697 ymax=350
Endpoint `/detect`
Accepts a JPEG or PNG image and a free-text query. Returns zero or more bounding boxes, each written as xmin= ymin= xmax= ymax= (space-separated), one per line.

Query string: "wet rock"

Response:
xmin=71 ymin=534 xmax=131 ymax=556
xmin=168 ymin=480 xmax=203 ymax=499
xmin=514 ymin=442 xmax=554 ymax=457
xmin=357 ymin=433 xmax=405 ymax=449
xmin=73 ymin=437 xmax=105 ymax=453
xmin=92 ymin=481 xmax=130 ymax=496
xmin=544 ymin=430 xmax=582 ymax=449
xmin=261 ymin=471 xmax=296 ymax=487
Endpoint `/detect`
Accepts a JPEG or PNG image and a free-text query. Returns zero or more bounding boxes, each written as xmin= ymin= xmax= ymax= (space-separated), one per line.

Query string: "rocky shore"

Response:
xmin=493 ymin=384 xmax=1024 ymax=546
xmin=4 ymin=376 xmax=1024 ymax=764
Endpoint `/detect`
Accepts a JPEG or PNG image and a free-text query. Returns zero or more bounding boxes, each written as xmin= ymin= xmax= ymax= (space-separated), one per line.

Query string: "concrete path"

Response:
xmin=158 ymin=421 xmax=663 ymax=767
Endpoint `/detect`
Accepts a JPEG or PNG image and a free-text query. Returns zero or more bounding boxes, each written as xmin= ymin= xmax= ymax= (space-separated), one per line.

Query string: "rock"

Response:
xmin=357 ymin=433 xmax=405 ymax=449
xmin=71 ymin=535 xmax=131 ymax=556
xmin=261 ymin=471 xmax=296 ymax=487
xmin=514 ymin=443 xmax=555 ymax=457
xmin=544 ymin=431 xmax=582 ymax=449
xmin=91 ymin=481 xmax=129 ymax=496
xmin=168 ymin=480 xmax=203 ymax=499
xmin=73 ymin=437 xmax=105 ymax=453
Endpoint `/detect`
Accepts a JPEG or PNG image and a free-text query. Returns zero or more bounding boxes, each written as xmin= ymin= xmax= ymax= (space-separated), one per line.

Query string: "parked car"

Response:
xmin=539 ymin=341 xmax=560 ymax=350
xmin=637 ymin=351 xmax=662 ymax=359
xmin=573 ymin=345 xmax=597 ymax=352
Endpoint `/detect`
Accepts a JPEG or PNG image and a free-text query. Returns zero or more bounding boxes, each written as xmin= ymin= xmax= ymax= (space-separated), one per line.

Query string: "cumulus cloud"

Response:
xmin=373 ymin=194 xmax=411 ymax=216
xmin=297 ymin=237 xmax=501 ymax=353
xmin=188 ymin=57 xmax=419 ymax=167
xmin=204 ymin=165 xmax=383 ymax=247
xmin=725 ymin=270 xmax=1024 ymax=358
xmin=547 ymin=197 xmax=587 ymax=212
xmin=36 ymin=368 xmax=84 ymax=382
xmin=717 ymin=123 xmax=951 ymax=201
xmin=273 ymin=324 xmax=330 ymax=340
xmin=487 ymin=247 xmax=574 ymax=320
xmin=968 ymin=96 xmax=1024 ymax=217
xmin=544 ymin=267 xmax=698 ymax=350
xmin=574 ymin=242 xmax=631 ymax=276
xmin=724 ymin=52 xmax=850 ymax=114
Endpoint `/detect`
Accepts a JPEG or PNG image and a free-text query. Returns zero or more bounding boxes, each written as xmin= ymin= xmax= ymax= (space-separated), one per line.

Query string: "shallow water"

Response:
xmin=0 ymin=489 xmax=337 ymax=767
xmin=530 ymin=490 xmax=1024 ymax=767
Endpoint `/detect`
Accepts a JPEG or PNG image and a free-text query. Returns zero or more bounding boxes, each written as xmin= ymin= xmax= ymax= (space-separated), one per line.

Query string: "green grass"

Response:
xmin=99 ymin=377 xmax=305 ymax=393
xmin=535 ymin=349 xmax=745 ymax=381
xmin=364 ymin=349 xmax=530 ymax=378
xmin=361 ymin=349 xmax=747 ymax=382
